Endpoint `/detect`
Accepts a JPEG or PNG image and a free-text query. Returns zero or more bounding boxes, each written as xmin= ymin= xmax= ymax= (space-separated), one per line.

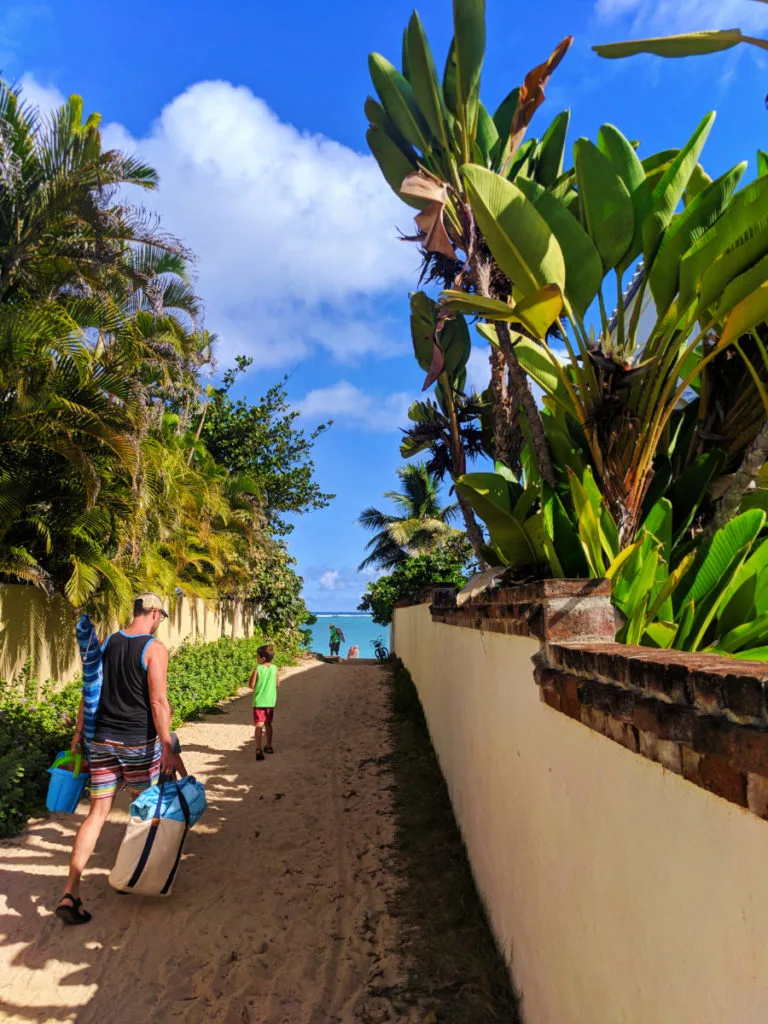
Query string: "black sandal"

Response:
xmin=56 ymin=894 xmax=92 ymax=926
xmin=255 ymin=750 xmax=265 ymax=761
xmin=264 ymin=746 xmax=274 ymax=754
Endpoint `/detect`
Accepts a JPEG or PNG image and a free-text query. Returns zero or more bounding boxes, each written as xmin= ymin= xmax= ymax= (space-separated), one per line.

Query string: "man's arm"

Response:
xmin=249 ymin=665 xmax=258 ymax=689
xmin=146 ymin=641 xmax=175 ymax=774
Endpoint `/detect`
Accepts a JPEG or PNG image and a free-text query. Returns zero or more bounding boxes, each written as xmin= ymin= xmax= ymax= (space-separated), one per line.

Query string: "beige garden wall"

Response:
xmin=394 ymin=602 xmax=768 ymax=1024
xmin=0 ymin=584 xmax=260 ymax=688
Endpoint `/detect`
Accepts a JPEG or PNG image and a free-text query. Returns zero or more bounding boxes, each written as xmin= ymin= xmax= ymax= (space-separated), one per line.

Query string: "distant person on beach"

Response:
xmin=57 ymin=593 xmax=175 ymax=926
xmin=329 ymin=624 xmax=344 ymax=656
xmin=347 ymin=645 xmax=359 ymax=660
xmin=249 ymin=644 xmax=279 ymax=762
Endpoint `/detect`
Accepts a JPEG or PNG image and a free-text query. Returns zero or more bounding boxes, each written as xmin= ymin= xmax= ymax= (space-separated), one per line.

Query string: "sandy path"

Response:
xmin=0 ymin=662 xmax=416 ymax=1024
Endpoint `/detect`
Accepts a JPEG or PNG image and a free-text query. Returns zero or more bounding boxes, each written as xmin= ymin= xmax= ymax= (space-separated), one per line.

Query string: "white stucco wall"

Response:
xmin=0 ymin=585 xmax=260 ymax=687
xmin=394 ymin=602 xmax=768 ymax=1024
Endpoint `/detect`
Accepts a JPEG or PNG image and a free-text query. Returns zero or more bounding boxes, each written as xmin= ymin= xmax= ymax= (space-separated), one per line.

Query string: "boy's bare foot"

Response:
xmin=255 ymin=750 xmax=265 ymax=761
xmin=264 ymin=746 xmax=274 ymax=754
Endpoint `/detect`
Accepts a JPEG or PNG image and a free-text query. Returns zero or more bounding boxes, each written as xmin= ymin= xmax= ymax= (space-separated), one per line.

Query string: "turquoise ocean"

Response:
xmin=307 ymin=613 xmax=389 ymax=657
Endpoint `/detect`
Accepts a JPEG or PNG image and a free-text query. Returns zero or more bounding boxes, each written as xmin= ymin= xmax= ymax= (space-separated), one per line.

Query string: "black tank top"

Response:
xmin=94 ymin=631 xmax=157 ymax=743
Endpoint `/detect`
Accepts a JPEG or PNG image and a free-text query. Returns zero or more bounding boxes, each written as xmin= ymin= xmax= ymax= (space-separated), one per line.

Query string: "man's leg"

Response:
xmin=61 ymin=794 xmax=114 ymax=901
xmin=265 ymin=720 xmax=273 ymax=748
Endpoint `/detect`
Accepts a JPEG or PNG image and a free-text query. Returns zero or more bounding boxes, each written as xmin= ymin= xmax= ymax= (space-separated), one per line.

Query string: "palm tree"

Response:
xmin=357 ymin=463 xmax=460 ymax=570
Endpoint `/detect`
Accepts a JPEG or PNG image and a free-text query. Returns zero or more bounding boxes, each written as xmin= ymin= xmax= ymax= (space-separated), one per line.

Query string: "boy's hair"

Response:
xmin=257 ymin=644 xmax=275 ymax=662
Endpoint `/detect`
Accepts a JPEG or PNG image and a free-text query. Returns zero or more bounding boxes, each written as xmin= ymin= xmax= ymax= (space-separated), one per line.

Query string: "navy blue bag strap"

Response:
xmin=126 ymin=784 xmax=165 ymax=889
xmin=160 ymin=779 xmax=191 ymax=894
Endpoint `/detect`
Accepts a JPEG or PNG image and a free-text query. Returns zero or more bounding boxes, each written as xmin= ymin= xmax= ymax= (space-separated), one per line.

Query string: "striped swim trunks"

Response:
xmin=89 ymin=738 xmax=162 ymax=799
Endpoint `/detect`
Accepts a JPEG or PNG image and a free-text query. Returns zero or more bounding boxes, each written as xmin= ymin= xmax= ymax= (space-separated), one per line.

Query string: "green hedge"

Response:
xmin=0 ymin=628 xmax=301 ymax=838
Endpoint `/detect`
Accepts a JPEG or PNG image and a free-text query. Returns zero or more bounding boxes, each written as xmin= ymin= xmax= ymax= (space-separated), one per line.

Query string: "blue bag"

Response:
xmin=130 ymin=776 xmax=207 ymax=827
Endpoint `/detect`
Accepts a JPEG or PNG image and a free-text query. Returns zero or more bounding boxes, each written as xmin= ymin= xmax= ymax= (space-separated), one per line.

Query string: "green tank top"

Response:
xmin=253 ymin=663 xmax=277 ymax=707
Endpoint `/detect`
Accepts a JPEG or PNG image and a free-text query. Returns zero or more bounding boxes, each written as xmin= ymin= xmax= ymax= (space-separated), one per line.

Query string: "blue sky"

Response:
xmin=6 ymin=0 xmax=768 ymax=610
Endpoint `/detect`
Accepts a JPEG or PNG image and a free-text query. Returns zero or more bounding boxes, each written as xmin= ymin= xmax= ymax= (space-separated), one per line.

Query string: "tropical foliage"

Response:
xmin=593 ymin=4 xmax=768 ymax=65
xmin=358 ymin=540 xmax=474 ymax=625
xmin=0 ymin=81 xmax=326 ymax=633
xmin=357 ymin=463 xmax=460 ymax=571
xmin=365 ymin=0 xmax=768 ymax=658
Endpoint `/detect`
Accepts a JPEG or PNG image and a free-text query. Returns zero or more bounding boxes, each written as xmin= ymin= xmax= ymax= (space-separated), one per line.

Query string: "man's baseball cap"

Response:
xmin=134 ymin=592 xmax=168 ymax=618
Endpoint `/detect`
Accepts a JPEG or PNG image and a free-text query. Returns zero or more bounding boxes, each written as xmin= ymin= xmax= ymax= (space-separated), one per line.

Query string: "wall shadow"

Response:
xmin=0 ymin=585 xmax=79 ymax=690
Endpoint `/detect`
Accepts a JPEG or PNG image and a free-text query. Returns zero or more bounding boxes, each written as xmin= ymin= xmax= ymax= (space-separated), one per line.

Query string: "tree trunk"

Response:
xmin=489 ymin=345 xmax=520 ymax=469
xmin=438 ymin=370 xmax=489 ymax=568
xmin=711 ymin=419 xmax=768 ymax=532
xmin=495 ymin=322 xmax=556 ymax=488
xmin=457 ymin=491 xmax=488 ymax=566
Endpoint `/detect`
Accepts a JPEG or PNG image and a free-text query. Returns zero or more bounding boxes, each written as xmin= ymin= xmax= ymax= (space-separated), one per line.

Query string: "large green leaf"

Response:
xmin=568 ymin=469 xmax=603 ymax=575
xmin=409 ymin=291 xmax=436 ymax=371
xmin=440 ymin=284 xmax=563 ymax=338
xmin=441 ymin=315 xmax=472 ymax=381
xmin=535 ymin=111 xmax=570 ymax=188
xmin=719 ymin=537 xmax=768 ymax=636
xmin=593 ymin=30 xmax=744 ymax=60
xmin=712 ymin=613 xmax=768 ymax=655
xmin=476 ymin=103 xmax=499 ymax=165
xmin=456 ymin=472 xmax=512 ymax=513
xmin=406 ymin=12 xmax=451 ymax=150
xmin=452 ymin=0 xmax=485 ymax=139
xmin=574 ymin=138 xmax=634 ymax=272
xmin=682 ymin=511 xmax=765 ymax=649
xmin=643 ymin=497 xmax=673 ymax=565
xmin=758 ymin=150 xmax=768 ymax=177
xmin=597 ymin=123 xmax=650 ymax=273
xmin=365 ymin=127 xmax=422 ymax=210
xmin=369 ymin=53 xmax=432 ymax=154
xmin=456 ymin=475 xmax=539 ymax=568
xmin=542 ymin=483 xmax=590 ymax=577
xmin=462 ymin=164 xmax=566 ymax=295
xmin=712 ymin=252 xmax=768 ymax=324
xmin=649 ymin=161 xmax=747 ymax=317
xmin=721 ymin=281 xmax=768 ymax=346
xmin=643 ymin=112 xmax=715 ymax=266
xmin=679 ymin=174 xmax=768 ymax=313
xmin=683 ymin=511 xmax=765 ymax=606
xmin=491 ymin=86 xmax=520 ymax=166
xmin=730 ymin=647 xmax=768 ymax=662
xmin=443 ymin=39 xmax=459 ymax=117
xmin=515 ymin=176 xmax=602 ymax=317
xmin=581 ymin=465 xmax=619 ymax=562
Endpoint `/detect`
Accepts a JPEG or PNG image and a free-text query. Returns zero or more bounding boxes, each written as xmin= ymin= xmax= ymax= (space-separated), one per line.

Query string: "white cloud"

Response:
xmin=466 ymin=344 xmax=491 ymax=393
xmin=319 ymin=570 xmax=341 ymax=591
xmin=92 ymin=80 xmax=418 ymax=370
xmin=298 ymin=380 xmax=413 ymax=432
xmin=17 ymin=73 xmax=63 ymax=113
xmin=595 ymin=0 xmax=768 ymax=32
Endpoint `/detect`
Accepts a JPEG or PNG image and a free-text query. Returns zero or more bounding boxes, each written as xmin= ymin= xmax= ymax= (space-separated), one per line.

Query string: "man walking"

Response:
xmin=329 ymin=623 xmax=344 ymax=657
xmin=56 ymin=593 xmax=175 ymax=925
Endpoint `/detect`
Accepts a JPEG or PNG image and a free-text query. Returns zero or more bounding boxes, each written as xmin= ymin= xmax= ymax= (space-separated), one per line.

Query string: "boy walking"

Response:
xmin=249 ymin=644 xmax=279 ymax=762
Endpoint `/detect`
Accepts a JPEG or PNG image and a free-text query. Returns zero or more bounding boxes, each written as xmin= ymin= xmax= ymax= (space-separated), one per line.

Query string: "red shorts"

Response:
xmin=253 ymin=707 xmax=275 ymax=725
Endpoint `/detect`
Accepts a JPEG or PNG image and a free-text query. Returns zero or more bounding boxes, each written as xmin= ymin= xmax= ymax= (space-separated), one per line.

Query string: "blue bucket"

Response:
xmin=46 ymin=750 xmax=89 ymax=813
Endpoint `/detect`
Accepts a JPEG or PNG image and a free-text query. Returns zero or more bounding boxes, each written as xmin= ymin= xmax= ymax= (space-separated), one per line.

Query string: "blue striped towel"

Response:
xmin=76 ymin=614 xmax=102 ymax=749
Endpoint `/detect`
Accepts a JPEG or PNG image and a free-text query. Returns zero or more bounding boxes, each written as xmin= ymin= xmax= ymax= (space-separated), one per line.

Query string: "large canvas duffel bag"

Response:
xmin=109 ymin=778 xmax=203 ymax=897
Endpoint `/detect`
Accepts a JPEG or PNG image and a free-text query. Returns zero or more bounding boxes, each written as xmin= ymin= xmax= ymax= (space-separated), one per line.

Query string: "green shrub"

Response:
xmin=0 ymin=626 xmax=302 ymax=838
xmin=358 ymin=547 xmax=472 ymax=625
